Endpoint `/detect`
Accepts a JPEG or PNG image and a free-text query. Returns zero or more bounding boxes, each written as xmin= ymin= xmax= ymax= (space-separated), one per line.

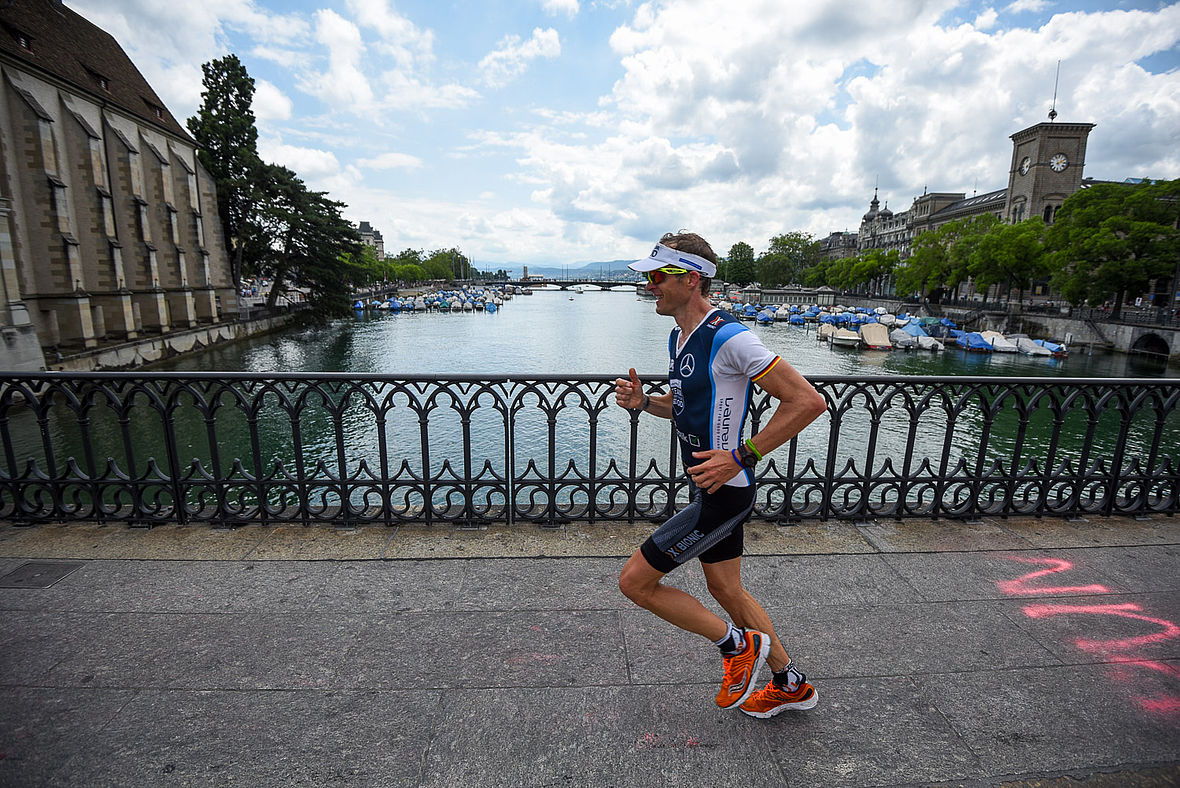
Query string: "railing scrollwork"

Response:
xmin=0 ymin=373 xmax=1175 ymax=526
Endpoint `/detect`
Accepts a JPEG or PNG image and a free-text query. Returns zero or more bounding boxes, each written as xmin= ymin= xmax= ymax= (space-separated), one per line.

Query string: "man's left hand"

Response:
xmin=687 ymin=449 xmax=743 ymax=493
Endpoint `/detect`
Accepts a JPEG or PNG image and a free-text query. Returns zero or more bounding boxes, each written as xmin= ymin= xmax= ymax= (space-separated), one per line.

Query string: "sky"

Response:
xmin=69 ymin=0 xmax=1180 ymax=269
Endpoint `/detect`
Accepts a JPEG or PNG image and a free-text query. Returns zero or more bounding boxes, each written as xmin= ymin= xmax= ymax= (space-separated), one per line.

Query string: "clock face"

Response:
xmin=1019 ymin=156 xmax=1031 ymax=176
xmin=1049 ymin=153 xmax=1068 ymax=172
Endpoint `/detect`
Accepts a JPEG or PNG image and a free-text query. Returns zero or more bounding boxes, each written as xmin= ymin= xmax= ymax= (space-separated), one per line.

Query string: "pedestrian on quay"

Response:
xmin=614 ymin=231 xmax=827 ymax=718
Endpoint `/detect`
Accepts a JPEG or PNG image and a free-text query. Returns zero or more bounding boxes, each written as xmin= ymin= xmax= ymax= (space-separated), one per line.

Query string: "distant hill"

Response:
xmin=478 ymin=260 xmax=637 ymax=279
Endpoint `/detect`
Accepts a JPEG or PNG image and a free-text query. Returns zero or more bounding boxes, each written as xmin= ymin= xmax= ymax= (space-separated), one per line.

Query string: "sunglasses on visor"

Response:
xmin=644 ymin=266 xmax=690 ymax=285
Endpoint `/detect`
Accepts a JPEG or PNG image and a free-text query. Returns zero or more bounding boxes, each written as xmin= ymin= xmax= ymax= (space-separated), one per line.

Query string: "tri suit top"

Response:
xmin=668 ymin=308 xmax=781 ymax=489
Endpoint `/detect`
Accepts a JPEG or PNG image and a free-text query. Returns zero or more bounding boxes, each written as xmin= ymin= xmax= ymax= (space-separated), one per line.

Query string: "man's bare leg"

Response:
xmin=701 ymin=556 xmax=790 ymax=671
xmin=618 ymin=551 xmax=727 ymax=641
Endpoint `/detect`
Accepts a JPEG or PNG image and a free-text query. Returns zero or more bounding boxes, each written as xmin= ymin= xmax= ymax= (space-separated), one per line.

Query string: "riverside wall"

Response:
xmin=835 ymin=295 xmax=1180 ymax=363
xmin=43 ymin=313 xmax=301 ymax=372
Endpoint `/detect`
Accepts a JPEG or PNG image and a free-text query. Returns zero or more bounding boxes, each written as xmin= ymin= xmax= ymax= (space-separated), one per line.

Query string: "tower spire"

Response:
xmin=1049 ymin=60 xmax=1060 ymax=122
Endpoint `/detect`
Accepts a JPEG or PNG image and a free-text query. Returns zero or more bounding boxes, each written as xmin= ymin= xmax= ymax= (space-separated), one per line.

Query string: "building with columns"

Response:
xmin=0 ymin=0 xmax=238 ymax=369
xmin=845 ymin=119 xmax=1096 ymax=262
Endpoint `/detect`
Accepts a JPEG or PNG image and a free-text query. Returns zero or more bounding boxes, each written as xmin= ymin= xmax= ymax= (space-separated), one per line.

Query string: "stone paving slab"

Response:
xmin=417 ymin=685 xmax=790 ymax=788
xmin=764 ymin=676 xmax=990 ymax=787
xmin=45 ymin=688 xmax=441 ymax=788
xmin=917 ymin=663 xmax=1180 ymax=777
xmin=0 ymin=516 xmax=1176 ymax=787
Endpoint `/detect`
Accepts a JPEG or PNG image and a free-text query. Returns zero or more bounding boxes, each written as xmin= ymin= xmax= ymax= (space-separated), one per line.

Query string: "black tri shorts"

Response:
xmin=639 ymin=482 xmax=756 ymax=575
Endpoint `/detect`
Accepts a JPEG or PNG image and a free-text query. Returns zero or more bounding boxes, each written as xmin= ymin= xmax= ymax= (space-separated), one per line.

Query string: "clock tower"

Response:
xmin=1003 ymin=121 xmax=1095 ymax=225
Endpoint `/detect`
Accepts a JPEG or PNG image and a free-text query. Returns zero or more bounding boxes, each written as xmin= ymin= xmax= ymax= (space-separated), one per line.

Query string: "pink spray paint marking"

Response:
xmin=995 ymin=556 xmax=1110 ymax=596
xmin=1021 ymin=602 xmax=1180 ymax=654
xmin=998 ymin=556 xmax=1180 ymax=721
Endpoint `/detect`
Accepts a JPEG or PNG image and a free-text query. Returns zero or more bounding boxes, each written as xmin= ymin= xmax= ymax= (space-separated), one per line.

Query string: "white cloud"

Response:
xmin=67 ymin=0 xmax=309 ymax=118
xmin=974 ymin=8 xmax=999 ymax=30
xmin=541 ymin=0 xmax=580 ymax=17
xmin=304 ymin=9 xmax=374 ymax=109
xmin=345 ymin=0 xmax=436 ymax=70
xmin=66 ymin=0 xmax=1180 ymax=265
xmin=252 ymin=79 xmax=293 ymax=121
xmin=479 ymin=28 xmax=562 ymax=88
xmin=258 ymin=139 xmax=342 ymax=180
xmin=1005 ymin=0 xmax=1051 ymax=13
xmin=357 ymin=152 xmax=424 ymax=169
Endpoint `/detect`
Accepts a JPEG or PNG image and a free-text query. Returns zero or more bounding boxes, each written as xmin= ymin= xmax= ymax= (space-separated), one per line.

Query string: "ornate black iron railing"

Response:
xmin=0 ymin=373 xmax=1176 ymax=526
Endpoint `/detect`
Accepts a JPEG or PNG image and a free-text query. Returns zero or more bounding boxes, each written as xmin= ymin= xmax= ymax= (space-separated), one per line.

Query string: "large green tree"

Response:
xmin=251 ymin=163 xmax=362 ymax=317
xmin=850 ymin=248 xmax=899 ymax=294
xmin=724 ymin=241 xmax=757 ymax=286
xmin=1046 ymin=179 xmax=1180 ymax=318
xmin=895 ymin=214 xmax=999 ymax=299
xmin=757 ymin=232 xmax=819 ymax=287
xmin=186 ymin=54 xmax=261 ymax=289
xmin=967 ymin=218 xmax=1050 ymax=306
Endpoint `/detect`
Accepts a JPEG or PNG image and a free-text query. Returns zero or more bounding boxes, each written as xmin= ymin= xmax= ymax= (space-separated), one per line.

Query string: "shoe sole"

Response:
xmin=719 ymin=632 xmax=770 ymax=710
xmin=741 ymin=687 xmax=819 ymax=718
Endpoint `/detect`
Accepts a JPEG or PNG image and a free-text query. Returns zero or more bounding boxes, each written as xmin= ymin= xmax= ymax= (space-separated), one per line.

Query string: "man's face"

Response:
xmin=647 ymin=269 xmax=697 ymax=315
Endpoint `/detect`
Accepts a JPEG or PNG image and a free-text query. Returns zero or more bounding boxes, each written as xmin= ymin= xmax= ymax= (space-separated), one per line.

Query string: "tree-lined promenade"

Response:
xmin=722 ymin=180 xmax=1180 ymax=321
xmin=192 ymin=52 xmax=1179 ymax=323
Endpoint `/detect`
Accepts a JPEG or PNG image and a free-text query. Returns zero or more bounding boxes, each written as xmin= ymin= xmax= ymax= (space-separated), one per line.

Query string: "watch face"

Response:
xmin=1049 ymin=153 xmax=1068 ymax=172
xmin=1019 ymin=156 xmax=1031 ymax=175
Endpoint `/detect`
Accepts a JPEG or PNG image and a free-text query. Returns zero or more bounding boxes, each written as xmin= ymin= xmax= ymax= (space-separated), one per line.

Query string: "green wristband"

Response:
xmin=744 ymin=438 xmax=763 ymax=461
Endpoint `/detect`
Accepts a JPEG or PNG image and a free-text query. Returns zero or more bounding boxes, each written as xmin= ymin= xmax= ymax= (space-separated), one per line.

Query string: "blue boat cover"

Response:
xmin=957 ymin=332 xmax=992 ymax=350
xmin=902 ymin=322 xmax=928 ymax=337
xmin=1034 ymin=339 xmax=1065 ymax=353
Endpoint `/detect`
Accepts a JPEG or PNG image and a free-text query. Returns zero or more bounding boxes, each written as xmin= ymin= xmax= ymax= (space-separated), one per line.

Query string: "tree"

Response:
xmin=1046 ymin=179 xmax=1180 ymax=319
xmin=799 ymin=258 xmax=828 ymax=288
xmin=724 ymin=242 xmax=757 ymax=286
xmin=758 ymin=232 xmax=819 ymax=287
xmin=186 ymin=55 xmax=262 ymax=290
xmin=851 ymin=248 xmax=899 ymax=294
xmin=967 ymin=219 xmax=1049 ymax=306
xmin=895 ymin=215 xmax=998 ymax=300
xmin=249 ymin=162 xmax=361 ymax=317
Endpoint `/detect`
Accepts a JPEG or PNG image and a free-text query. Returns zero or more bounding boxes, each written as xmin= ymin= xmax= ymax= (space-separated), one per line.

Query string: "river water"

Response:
xmin=155 ymin=288 xmax=1172 ymax=380
xmin=5 ymin=288 xmax=1176 ymax=520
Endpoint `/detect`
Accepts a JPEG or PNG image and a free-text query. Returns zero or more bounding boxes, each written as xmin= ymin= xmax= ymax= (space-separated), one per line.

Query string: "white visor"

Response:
xmin=629 ymin=243 xmax=717 ymax=278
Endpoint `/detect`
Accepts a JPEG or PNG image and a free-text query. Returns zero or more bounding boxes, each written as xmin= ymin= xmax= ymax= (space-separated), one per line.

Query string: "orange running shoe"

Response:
xmin=739 ymin=677 xmax=819 ymax=718
xmin=715 ymin=629 xmax=769 ymax=709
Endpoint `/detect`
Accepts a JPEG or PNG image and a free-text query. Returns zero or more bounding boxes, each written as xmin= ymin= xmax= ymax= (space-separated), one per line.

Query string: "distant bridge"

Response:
xmin=493 ymin=279 xmax=642 ymax=291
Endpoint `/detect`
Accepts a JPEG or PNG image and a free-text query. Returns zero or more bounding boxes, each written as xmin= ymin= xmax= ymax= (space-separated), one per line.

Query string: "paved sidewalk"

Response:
xmin=0 ymin=515 xmax=1177 ymax=787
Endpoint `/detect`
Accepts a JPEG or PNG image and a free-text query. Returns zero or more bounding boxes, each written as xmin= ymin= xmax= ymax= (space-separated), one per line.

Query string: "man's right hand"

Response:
xmin=614 ymin=367 xmax=644 ymax=410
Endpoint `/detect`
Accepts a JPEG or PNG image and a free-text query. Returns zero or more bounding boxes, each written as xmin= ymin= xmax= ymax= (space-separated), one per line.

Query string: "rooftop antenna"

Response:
xmin=1048 ymin=60 xmax=1060 ymax=122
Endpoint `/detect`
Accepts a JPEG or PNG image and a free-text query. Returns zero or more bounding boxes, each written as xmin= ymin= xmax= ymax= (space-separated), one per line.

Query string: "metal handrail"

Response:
xmin=0 ymin=372 xmax=1176 ymax=526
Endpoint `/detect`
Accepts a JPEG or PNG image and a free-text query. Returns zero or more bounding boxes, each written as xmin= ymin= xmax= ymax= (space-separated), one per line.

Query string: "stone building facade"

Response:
xmin=845 ymin=120 xmax=1095 ymax=263
xmin=828 ymin=119 xmax=1097 ymax=301
xmin=358 ymin=221 xmax=384 ymax=259
xmin=0 ymin=0 xmax=238 ymax=369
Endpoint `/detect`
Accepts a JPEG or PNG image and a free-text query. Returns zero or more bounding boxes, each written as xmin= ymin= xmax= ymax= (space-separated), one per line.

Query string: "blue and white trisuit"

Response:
xmin=639 ymin=308 xmax=782 ymax=574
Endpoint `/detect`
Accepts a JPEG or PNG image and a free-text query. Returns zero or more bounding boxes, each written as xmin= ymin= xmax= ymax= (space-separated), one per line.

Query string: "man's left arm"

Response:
xmin=744 ymin=360 xmax=827 ymax=458
xmin=686 ymin=360 xmax=827 ymax=493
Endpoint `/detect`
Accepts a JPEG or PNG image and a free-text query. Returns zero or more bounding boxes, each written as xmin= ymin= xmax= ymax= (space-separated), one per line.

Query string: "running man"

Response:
xmin=615 ymin=231 xmax=827 ymax=718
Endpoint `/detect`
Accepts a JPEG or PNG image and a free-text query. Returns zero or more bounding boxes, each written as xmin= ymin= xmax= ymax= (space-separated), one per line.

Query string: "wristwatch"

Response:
xmin=736 ymin=442 xmax=758 ymax=469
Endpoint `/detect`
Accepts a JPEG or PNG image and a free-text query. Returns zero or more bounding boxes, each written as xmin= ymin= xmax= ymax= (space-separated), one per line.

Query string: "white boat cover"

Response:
xmin=1016 ymin=337 xmax=1052 ymax=356
xmin=831 ymin=327 xmax=861 ymax=347
xmin=890 ymin=328 xmax=918 ymax=348
xmin=917 ymin=335 xmax=945 ymax=351
xmin=860 ymin=322 xmax=893 ymax=349
xmin=980 ymin=330 xmax=1018 ymax=352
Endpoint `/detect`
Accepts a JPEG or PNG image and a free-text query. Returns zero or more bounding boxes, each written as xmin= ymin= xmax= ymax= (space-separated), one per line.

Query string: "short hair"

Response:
xmin=661 ymin=232 xmax=716 ymax=296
